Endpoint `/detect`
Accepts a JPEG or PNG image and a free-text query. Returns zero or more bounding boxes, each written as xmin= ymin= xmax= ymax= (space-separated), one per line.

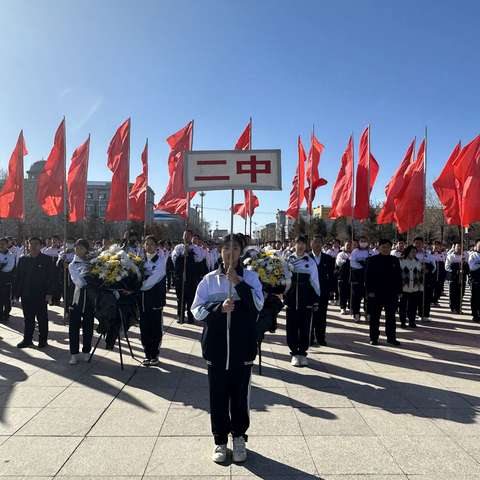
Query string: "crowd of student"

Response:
xmin=0 ymin=230 xmax=479 ymax=463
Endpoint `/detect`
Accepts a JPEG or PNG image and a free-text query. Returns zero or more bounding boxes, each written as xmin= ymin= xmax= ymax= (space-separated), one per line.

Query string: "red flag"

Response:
xmin=377 ymin=139 xmax=415 ymax=224
xmin=67 ymin=136 xmax=90 ymax=223
xmin=0 ymin=131 xmax=28 ymax=219
xmin=105 ymin=118 xmax=130 ymax=221
xmin=453 ymin=135 xmax=480 ymax=227
xmin=354 ymin=126 xmax=379 ymax=220
xmin=329 ymin=136 xmax=354 ymax=219
xmin=286 ymin=136 xmax=306 ymax=220
xmin=155 ymin=121 xmax=194 ymax=218
xmin=231 ymin=120 xmax=260 ymax=219
xmin=394 ymin=139 xmax=425 ymax=233
xmin=128 ymin=140 xmax=148 ymax=221
xmin=432 ymin=142 xmax=462 ymax=225
xmin=37 ymin=119 xmax=66 ymax=216
xmin=305 ymin=134 xmax=327 ymax=215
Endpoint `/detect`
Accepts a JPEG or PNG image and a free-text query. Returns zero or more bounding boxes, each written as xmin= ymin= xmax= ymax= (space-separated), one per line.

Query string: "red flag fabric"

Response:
xmin=377 ymin=139 xmax=415 ymax=224
xmin=432 ymin=142 xmax=462 ymax=225
xmin=394 ymin=139 xmax=425 ymax=233
xmin=37 ymin=119 xmax=66 ymax=216
xmin=128 ymin=141 xmax=148 ymax=221
xmin=329 ymin=136 xmax=354 ymax=219
xmin=305 ymin=134 xmax=327 ymax=215
xmin=155 ymin=121 xmax=194 ymax=218
xmin=105 ymin=118 xmax=130 ymax=221
xmin=286 ymin=136 xmax=306 ymax=220
xmin=67 ymin=136 xmax=90 ymax=223
xmin=0 ymin=131 xmax=28 ymax=219
xmin=231 ymin=120 xmax=260 ymax=219
xmin=354 ymin=126 xmax=379 ymax=220
xmin=453 ymin=135 xmax=480 ymax=227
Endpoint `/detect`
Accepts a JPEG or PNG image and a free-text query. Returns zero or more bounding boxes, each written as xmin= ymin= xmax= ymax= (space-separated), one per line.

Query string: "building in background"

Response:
xmin=0 ymin=160 xmax=155 ymax=240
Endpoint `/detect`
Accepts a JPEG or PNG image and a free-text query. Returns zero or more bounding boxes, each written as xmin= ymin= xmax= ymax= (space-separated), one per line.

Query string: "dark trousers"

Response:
xmin=286 ymin=307 xmax=312 ymax=356
xmin=399 ymin=291 xmax=420 ymax=326
xmin=69 ymin=307 xmax=94 ymax=354
xmin=432 ymin=280 xmax=444 ymax=303
xmin=140 ymin=308 xmax=163 ymax=359
xmin=417 ymin=285 xmax=433 ymax=318
xmin=449 ymin=279 xmax=465 ymax=312
xmin=208 ymin=364 xmax=252 ymax=445
xmin=311 ymin=297 xmax=328 ymax=343
xmin=338 ymin=280 xmax=350 ymax=310
xmin=368 ymin=295 xmax=398 ymax=342
xmin=351 ymin=282 xmax=365 ymax=316
xmin=471 ymin=283 xmax=480 ymax=320
xmin=22 ymin=297 xmax=49 ymax=344
xmin=175 ymin=279 xmax=196 ymax=322
xmin=0 ymin=284 xmax=11 ymax=320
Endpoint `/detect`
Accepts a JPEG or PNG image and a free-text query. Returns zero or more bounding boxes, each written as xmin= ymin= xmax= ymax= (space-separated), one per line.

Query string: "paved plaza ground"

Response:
xmin=0 ymin=289 xmax=479 ymax=479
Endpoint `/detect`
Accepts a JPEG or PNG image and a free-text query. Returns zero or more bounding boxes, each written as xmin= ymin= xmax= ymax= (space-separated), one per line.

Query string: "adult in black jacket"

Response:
xmin=365 ymin=239 xmax=402 ymax=346
xmin=13 ymin=237 xmax=55 ymax=348
xmin=309 ymin=236 xmax=335 ymax=346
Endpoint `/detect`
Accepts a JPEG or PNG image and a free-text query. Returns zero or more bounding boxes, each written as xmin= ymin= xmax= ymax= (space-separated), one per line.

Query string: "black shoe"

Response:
xmin=17 ymin=340 xmax=34 ymax=348
xmin=318 ymin=339 xmax=328 ymax=346
xmin=369 ymin=340 xmax=378 ymax=345
xmin=400 ymin=322 xmax=406 ymax=328
xmin=37 ymin=341 xmax=49 ymax=349
xmin=473 ymin=317 xmax=480 ymax=323
xmin=387 ymin=339 xmax=401 ymax=347
xmin=409 ymin=322 xmax=417 ymax=328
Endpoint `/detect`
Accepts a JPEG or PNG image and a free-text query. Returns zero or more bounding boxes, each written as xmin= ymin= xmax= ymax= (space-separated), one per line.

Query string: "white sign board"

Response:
xmin=184 ymin=149 xmax=281 ymax=192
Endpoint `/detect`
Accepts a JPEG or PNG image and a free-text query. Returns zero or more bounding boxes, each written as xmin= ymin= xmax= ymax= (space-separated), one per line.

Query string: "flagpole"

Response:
xmin=180 ymin=120 xmax=193 ymax=324
xmin=309 ymin=124 xmax=315 ymax=241
xmin=144 ymin=138 xmax=148 ymax=238
xmin=62 ymin=116 xmax=68 ymax=320
xmin=367 ymin=124 xmax=371 ymax=225
xmin=422 ymin=126 xmax=427 ymax=319
xmin=349 ymin=132 xmax=355 ymax=316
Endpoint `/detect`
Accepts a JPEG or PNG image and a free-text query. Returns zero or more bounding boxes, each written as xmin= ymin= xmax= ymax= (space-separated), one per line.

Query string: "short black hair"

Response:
xmin=144 ymin=235 xmax=157 ymax=245
xmin=402 ymin=245 xmax=417 ymax=259
xmin=413 ymin=236 xmax=424 ymax=242
xmin=29 ymin=237 xmax=42 ymax=244
xmin=75 ymin=239 xmax=90 ymax=251
xmin=378 ymin=239 xmax=392 ymax=247
xmin=295 ymin=236 xmax=307 ymax=244
xmin=222 ymin=234 xmax=242 ymax=248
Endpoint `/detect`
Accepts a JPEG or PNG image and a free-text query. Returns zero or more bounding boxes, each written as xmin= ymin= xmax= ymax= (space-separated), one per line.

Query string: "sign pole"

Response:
xmin=62 ymin=116 xmax=68 ymax=321
xmin=227 ymin=189 xmax=235 ymax=330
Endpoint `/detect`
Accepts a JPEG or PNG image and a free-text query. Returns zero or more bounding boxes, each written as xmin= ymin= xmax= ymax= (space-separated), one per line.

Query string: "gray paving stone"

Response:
xmin=0 ymin=407 xmax=41 ymax=434
xmin=0 ymin=386 xmax=65 ymax=407
xmin=46 ymin=386 xmax=116 ymax=409
xmin=144 ymin=436 xmax=232 ymax=476
xmin=287 ymin=387 xmax=353 ymax=408
xmin=419 ymin=408 xmax=480 ymax=436
xmin=230 ymin=436 xmax=317 ymax=476
xmin=17 ymin=407 xmax=103 ymax=436
xmin=59 ymin=436 xmax=156 ymax=476
xmin=456 ymin=436 xmax=480 ymax=463
xmin=306 ymin=436 xmax=403 ymax=475
xmin=380 ymin=435 xmax=480 ymax=475
xmin=0 ymin=436 xmax=81 ymax=476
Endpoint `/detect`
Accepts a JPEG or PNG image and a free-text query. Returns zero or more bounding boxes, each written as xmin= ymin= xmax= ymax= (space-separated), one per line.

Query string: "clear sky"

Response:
xmin=0 ymin=0 xmax=478 ymax=233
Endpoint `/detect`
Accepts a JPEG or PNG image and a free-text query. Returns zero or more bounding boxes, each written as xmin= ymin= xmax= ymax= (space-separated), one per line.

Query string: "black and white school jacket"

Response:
xmin=68 ymin=255 xmax=92 ymax=313
xmin=191 ymin=264 xmax=264 ymax=370
xmin=139 ymin=253 xmax=167 ymax=313
xmin=284 ymin=253 xmax=320 ymax=309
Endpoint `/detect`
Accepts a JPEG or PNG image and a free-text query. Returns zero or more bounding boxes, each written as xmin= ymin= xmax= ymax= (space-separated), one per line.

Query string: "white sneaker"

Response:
xmin=69 ymin=354 xmax=78 ymax=365
xmin=212 ymin=444 xmax=227 ymax=463
xmin=81 ymin=352 xmax=90 ymax=362
xmin=299 ymin=355 xmax=309 ymax=367
xmin=422 ymin=317 xmax=431 ymax=322
xmin=291 ymin=355 xmax=301 ymax=367
xmin=232 ymin=436 xmax=247 ymax=463
xmin=340 ymin=308 xmax=347 ymax=315
xmin=354 ymin=314 xmax=361 ymax=323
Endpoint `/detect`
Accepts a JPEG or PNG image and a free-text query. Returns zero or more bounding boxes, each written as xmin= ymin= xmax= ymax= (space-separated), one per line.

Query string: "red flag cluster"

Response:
xmin=286 ymin=132 xmax=326 ymax=219
xmin=434 ymin=135 xmax=480 ymax=227
xmin=329 ymin=126 xmax=379 ymax=221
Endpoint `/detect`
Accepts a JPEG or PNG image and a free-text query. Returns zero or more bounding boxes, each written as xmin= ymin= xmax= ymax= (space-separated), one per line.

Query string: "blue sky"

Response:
xmin=0 ymin=0 xmax=478 ymax=232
